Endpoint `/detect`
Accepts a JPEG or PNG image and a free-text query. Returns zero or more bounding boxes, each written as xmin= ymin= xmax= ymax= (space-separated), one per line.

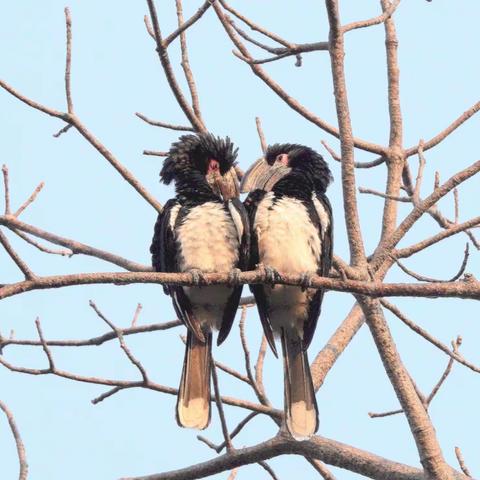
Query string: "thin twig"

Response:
xmin=426 ymin=337 xmax=460 ymax=404
xmin=35 ymin=318 xmax=55 ymax=370
xmin=163 ymin=0 xmax=213 ymax=48
xmin=143 ymin=150 xmax=169 ymax=157
xmin=369 ymin=336 xmax=461 ymax=419
xmin=454 ymin=188 xmax=459 ymax=224
xmin=175 ymin=0 xmax=204 ymax=123
xmin=135 ymin=112 xmax=194 ymax=132
xmin=210 ymin=354 xmax=234 ymax=452
xmin=197 ymin=412 xmax=259 ymax=454
xmin=64 ymin=8 xmax=74 ymax=114
xmin=394 ymin=243 xmax=469 ymax=283
xmin=359 ymin=187 xmax=410 ymax=203
xmin=342 ymin=0 xmax=401 ymax=33
xmin=13 ymin=230 xmax=72 ymax=257
xmin=2 ymin=164 xmax=11 ymax=214
xmin=239 ymin=307 xmax=269 ymax=405
xmin=52 ymin=123 xmax=73 ymax=138
xmin=131 ymin=303 xmax=143 ymax=327
xmin=0 ymin=230 xmax=36 ymax=280
xmin=145 ymin=0 xmax=205 ymax=132
xmin=0 ymin=214 xmax=150 ymax=272
xmin=258 ymin=461 xmax=279 ymax=480
xmin=254 ymin=336 xmax=268 ymax=402
xmin=413 ymin=140 xmax=426 ymax=201
xmin=0 ymin=399 xmax=28 ymax=480
xmin=255 ymin=117 xmax=267 ymax=154
xmin=13 ymin=182 xmax=44 ymax=217
xmin=381 ymin=299 xmax=480 ymax=374
xmin=454 ymin=447 xmax=473 ymax=478
xmin=0 ymin=319 xmax=181 ymax=350
xmin=89 ymin=300 xmax=149 ymax=382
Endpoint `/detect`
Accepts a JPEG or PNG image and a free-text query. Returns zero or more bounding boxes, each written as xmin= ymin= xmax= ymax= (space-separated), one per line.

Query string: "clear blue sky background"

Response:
xmin=1 ymin=1 xmax=480 ymax=479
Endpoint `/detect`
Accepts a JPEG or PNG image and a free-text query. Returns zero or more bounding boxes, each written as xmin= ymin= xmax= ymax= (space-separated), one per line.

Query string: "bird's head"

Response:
xmin=241 ymin=143 xmax=332 ymax=193
xmin=160 ymin=133 xmax=240 ymax=201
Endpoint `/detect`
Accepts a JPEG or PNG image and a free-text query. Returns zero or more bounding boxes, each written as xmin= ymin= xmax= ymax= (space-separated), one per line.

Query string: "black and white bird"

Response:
xmin=243 ymin=143 xmax=333 ymax=440
xmin=150 ymin=133 xmax=249 ymax=430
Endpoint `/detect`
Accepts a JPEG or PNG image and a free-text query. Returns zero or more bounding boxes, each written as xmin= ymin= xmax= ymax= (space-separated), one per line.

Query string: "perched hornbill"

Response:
xmin=242 ymin=143 xmax=333 ymax=440
xmin=150 ymin=133 xmax=249 ymax=430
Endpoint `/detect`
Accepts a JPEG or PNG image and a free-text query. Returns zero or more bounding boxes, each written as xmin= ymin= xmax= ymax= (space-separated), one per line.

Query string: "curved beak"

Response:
xmin=240 ymin=157 xmax=291 ymax=193
xmin=208 ymin=167 xmax=240 ymax=201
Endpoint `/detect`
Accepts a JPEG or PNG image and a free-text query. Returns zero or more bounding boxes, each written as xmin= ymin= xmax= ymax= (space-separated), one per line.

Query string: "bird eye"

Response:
xmin=207 ymin=159 xmax=220 ymax=174
xmin=275 ymin=153 xmax=289 ymax=166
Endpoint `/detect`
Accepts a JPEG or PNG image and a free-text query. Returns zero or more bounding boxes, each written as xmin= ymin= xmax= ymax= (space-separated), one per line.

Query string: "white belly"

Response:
xmin=176 ymin=202 xmax=240 ymax=330
xmin=254 ymin=193 xmax=320 ymax=333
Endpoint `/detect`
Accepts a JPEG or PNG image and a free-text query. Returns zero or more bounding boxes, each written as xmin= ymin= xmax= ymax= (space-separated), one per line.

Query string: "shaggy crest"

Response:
xmin=266 ymin=143 xmax=333 ymax=193
xmin=160 ymin=133 xmax=238 ymax=185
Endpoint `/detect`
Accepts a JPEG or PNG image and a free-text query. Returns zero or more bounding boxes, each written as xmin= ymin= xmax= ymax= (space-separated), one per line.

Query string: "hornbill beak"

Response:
xmin=240 ymin=157 xmax=291 ymax=193
xmin=208 ymin=166 xmax=240 ymax=201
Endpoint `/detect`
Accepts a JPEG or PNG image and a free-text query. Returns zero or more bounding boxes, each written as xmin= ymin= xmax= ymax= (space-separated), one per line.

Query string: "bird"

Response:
xmin=242 ymin=143 xmax=333 ymax=440
xmin=150 ymin=133 xmax=249 ymax=430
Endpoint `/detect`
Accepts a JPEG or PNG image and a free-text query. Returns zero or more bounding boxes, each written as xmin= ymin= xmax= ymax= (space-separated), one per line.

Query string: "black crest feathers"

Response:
xmin=266 ymin=143 xmax=333 ymax=193
xmin=160 ymin=133 xmax=238 ymax=185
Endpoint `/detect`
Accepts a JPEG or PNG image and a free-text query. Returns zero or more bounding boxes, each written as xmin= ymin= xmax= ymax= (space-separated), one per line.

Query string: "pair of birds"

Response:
xmin=150 ymin=133 xmax=333 ymax=441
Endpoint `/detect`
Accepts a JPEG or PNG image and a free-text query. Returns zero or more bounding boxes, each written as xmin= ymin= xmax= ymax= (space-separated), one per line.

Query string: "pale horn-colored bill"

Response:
xmin=208 ymin=166 xmax=241 ymax=201
xmin=240 ymin=157 xmax=291 ymax=193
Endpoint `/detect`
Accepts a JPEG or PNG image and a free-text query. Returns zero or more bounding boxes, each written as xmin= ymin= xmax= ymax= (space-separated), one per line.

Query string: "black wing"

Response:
xmin=150 ymin=199 xmax=205 ymax=342
xmin=217 ymin=198 xmax=250 ymax=345
xmin=243 ymin=190 xmax=278 ymax=357
xmin=302 ymin=193 xmax=333 ymax=350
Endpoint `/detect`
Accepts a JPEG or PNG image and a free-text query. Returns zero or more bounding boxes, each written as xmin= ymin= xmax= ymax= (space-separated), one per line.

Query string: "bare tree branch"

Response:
xmin=454 ymin=447 xmax=473 ymax=479
xmin=120 ymin=433 xmax=466 ymax=480
xmin=2 ymin=164 xmax=11 ymax=214
xmin=0 ymin=230 xmax=36 ymax=280
xmin=135 ymin=112 xmax=194 ymax=132
xmin=342 ymin=0 xmax=401 ymax=33
xmin=360 ymin=297 xmax=452 ymax=478
xmin=0 ymin=214 xmax=150 ymax=272
xmin=404 ymin=101 xmax=480 ymax=158
xmin=64 ymin=8 xmax=74 ymax=114
xmin=145 ymin=0 xmax=206 ymax=132
xmin=163 ymin=0 xmax=213 ymax=48
xmin=0 ymin=399 xmax=28 ymax=480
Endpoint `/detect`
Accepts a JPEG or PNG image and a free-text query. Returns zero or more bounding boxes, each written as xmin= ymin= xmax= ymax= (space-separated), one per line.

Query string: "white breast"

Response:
xmin=176 ymin=202 xmax=240 ymax=272
xmin=254 ymin=193 xmax=321 ymax=333
xmin=254 ymin=193 xmax=321 ymax=274
xmin=175 ymin=202 xmax=241 ymax=331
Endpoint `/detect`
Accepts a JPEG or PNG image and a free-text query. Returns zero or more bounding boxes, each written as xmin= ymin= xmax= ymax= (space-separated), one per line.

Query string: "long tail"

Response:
xmin=281 ymin=328 xmax=318 ymax=440
xmin=176 ymin=330 xmax=212 ymax=430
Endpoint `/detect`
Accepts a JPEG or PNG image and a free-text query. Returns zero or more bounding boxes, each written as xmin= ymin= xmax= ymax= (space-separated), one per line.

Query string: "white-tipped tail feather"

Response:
xmin=281 ymin=329 xmax=318 ymax=440
xmin=176 ymin=332 xmax=212 ymax=430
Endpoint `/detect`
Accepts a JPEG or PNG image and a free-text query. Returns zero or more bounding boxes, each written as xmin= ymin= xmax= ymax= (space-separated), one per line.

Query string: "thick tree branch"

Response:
xmin=325 ymin=0 xmax=367 ymax=267
xmin=121 ymin=432 xmax=466 ymax=480
xmin=360 ymin=297 xmax=452 ymax=479
xmin=2 ymin=269 xmax=480 ymax=302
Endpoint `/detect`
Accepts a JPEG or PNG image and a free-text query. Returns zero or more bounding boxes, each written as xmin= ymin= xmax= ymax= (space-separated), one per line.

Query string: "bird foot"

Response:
xmin=300 ymin=272 xmax=314 ymax=292
xmin=257 ymin=263 xmax=281 ymax=288
xmin=227 ymin=268 xmax=242 ymax=287
xmin=188 ymin=268 xmax=207 ymax=286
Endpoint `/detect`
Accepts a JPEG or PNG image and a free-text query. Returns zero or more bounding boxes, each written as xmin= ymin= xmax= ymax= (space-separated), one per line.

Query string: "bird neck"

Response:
xmin=175 ymin=170 xmax=221 ymax=205
xmin=272 ymin=169 xmax=315 ymax=201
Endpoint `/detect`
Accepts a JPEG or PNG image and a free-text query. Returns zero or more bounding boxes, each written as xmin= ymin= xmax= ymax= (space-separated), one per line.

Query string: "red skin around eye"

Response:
xmin=207 ymin=159 xmax=220 ymax=174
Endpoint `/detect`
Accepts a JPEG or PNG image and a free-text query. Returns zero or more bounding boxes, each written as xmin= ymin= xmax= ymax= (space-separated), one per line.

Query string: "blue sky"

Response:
xmin=1 ymin=1 xmax=480 ymax=479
